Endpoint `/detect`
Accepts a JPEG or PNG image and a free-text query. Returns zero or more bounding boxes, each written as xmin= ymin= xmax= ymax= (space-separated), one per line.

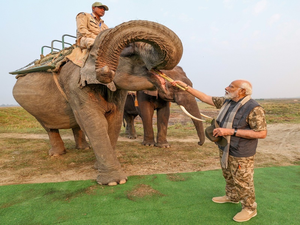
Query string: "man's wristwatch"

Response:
xmin=233 ymin=128 xmax=237 ymax=136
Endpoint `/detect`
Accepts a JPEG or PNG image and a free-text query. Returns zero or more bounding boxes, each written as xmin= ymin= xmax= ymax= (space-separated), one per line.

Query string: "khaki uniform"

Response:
xmin=76 ymin=12 xmax=109 ymax=48
xmin=212 ymin=96 xmax=267 ymax=211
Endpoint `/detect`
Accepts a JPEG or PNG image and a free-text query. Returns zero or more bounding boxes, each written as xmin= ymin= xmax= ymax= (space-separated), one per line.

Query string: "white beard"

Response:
xmin=224 ymin=89 xmax=239 ymax=99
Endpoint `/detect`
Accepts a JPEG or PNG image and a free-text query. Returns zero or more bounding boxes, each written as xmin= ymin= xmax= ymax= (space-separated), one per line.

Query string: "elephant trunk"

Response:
xmin=187 ymin=105 xmax=206 ymax=146
xmin=94 ymin=20 xmax=183 ymax=83
xmin=193 ymin=118 xmax=206 ymax=146
xmin=177 ymin=99 xmax=206 ymax=146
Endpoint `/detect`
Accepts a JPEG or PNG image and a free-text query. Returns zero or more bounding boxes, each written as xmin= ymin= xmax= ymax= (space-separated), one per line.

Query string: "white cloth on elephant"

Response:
xmin=80 ymin=37 xmax=96 ymax=49
xmin=66 ymin=46 xmax=89 ymax=68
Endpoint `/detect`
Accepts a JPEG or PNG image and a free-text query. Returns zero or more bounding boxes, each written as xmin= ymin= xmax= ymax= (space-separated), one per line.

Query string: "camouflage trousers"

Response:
xmin=219 ymin=149 xmax=257 ymax=211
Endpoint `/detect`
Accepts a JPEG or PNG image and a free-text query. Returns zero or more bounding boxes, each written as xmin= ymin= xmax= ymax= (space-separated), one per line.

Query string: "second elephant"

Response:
xmin=123 ymin=66 xmax=205 ymax=147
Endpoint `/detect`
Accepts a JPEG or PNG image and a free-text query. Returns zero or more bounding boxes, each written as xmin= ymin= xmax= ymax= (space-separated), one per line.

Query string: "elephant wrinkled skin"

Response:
xmin=124 ymin=66 xmax=205 ymax=148
xmin=12 ymin=20 xmax=183 ymax=185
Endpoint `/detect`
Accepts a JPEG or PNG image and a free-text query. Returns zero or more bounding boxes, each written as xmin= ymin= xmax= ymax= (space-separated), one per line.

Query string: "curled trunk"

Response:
xmin=94 ymin=20 xmax=183 ymax=83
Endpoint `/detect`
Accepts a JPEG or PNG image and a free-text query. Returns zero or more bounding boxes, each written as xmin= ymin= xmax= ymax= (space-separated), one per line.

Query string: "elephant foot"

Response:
xmin=76 ymin=144 xmax=91 ymax=150
xmin=49 ymin=147 xmax=66 ymax=156
xmin=127 ymin=134 xmax=137 ymax=139
xmin=155 ymin=143 xmax=171 ymax=148
xmin=96 ymin=171 xmax=128 ymax=186
xmin=142 ymin=141 xmax=155 ymax=147
xmin=107 ymin=179 xmax=127 ymax=186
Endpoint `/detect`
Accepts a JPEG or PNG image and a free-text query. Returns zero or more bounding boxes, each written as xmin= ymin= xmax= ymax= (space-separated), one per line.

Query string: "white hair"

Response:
xmin=240 ymin=81 xmax=252 ymax=96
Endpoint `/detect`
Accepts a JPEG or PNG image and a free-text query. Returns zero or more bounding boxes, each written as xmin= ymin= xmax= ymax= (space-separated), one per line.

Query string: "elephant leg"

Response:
xmin=136 ymin=92 xmax=156 ymax=146
xmin=124 ymin=112 xmax=137 ymax=139
xmin=47 ymin=129 xmax=66 ymax=156
xmin=72 ymin=127 xmax=90 ymax=150
xmin=155 ymin=103 xmax=170 ymax=148
xmin=99 ymin=109 xmax=128 ymax=185
xmin=140 ymin=106 xmax=155 ymax=146
xmin=73 ymin=106 xmax=127 ymax=186
xmin=125 ymin=121 xmax=129 ymax=134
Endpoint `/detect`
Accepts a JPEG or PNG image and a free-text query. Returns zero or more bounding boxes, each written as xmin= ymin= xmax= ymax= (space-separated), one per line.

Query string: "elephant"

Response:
xmin=12 ymin=20 xmax=183 ymax=185
xmin=123 ymin=66 xmax=205 ymax=148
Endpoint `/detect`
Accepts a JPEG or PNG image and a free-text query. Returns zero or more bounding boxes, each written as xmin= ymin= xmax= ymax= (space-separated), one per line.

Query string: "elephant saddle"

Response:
xmin=11 ymin=45 xmax=89 ymax=77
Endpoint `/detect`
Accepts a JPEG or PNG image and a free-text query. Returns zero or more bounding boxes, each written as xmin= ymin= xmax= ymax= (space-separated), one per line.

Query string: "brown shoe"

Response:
xmin=212 ymin=196 xmax=239 ymax=204
xmin=233 ymin=209 xmax=257 ymax=222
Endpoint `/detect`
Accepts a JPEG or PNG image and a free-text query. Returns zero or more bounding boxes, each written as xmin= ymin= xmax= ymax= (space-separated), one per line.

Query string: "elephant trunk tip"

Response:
xmin=198 ymin=140 xmax=205 ymax=146
xmin=96 ymin=65 xmax=115 ymax=84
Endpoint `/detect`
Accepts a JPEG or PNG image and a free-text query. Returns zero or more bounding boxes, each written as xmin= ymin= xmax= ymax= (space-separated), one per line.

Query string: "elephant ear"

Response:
xmin=95 ymin=20 xmax=183 ymax=84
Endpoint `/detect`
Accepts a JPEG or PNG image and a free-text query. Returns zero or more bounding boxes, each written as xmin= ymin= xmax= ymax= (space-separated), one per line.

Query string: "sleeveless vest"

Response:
xmin=218 ymin=98 xmax=259 ymax=157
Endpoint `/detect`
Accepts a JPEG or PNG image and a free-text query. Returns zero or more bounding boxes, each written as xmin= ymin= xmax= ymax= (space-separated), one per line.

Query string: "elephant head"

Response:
xmin=81 ymin=20 xmax=183 ymax=93
xmin=123 ymin=66 xmax=206 ymax=147
xmin=158 ymin=67 xmax=207 ymax=145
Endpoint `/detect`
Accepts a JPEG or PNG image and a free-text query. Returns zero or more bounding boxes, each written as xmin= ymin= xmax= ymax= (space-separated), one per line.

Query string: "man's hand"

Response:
xmin=213 ymin=128 xmax=267 ymax=139
xmin=213 ymin=128 xmax=233 ymax=137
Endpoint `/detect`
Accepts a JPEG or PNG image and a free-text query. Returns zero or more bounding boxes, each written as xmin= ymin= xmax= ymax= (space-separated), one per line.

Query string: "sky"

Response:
xmin=1 ymin=0 xmax=300 ymax=105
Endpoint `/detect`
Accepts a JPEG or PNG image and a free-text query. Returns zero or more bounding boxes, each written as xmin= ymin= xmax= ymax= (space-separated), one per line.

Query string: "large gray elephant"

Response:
xmin=123 ymin=66 xmax=205 ymax=147
xmin=12 ymin=20 xmax=183 ymax=185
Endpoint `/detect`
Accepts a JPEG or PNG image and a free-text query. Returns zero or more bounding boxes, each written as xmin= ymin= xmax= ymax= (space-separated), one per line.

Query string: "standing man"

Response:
xmin=76 ymin=2 xmax=109 ymax=49
xmin=171 ymin=79 xmax=267 ymax=222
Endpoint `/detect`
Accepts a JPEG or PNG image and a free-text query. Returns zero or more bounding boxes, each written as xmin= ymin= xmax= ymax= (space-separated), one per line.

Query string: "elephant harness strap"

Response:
xmin=52 ymin=72 xmax=68 ymax=102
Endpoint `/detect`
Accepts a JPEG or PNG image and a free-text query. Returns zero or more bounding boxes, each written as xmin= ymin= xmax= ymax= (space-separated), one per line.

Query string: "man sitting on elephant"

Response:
xmin=76 ymin=2 xmax=109 ymax=49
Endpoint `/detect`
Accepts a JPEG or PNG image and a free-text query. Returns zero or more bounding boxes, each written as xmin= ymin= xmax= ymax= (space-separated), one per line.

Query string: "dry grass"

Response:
xmin=257 ymin=99 xmax=300 ymax=123
xmin=0 ymin=98 xmax=299 ymax=185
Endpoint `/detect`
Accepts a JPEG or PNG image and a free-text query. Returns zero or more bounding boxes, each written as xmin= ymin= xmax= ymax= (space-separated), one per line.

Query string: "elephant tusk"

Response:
xmin=179 ymin=105 xmax=206 ymax=122
xmin=200 ymin=112 xmax=213 ymax=119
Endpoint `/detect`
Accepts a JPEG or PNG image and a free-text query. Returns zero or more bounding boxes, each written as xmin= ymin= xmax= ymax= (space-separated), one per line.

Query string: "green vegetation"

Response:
xmin=1 ymin=99 xmax=299 ymax=135
xmin=257 ymin=99 xmax=300 ymax=123
xmin=0 ymin=107 xmax=43 ymax=133
xmin=0 ymin=107 xmax=71 ymax=135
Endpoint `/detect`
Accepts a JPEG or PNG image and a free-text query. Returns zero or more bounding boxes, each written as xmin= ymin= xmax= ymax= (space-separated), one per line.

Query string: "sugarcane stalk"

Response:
xmin=151 ymin=69 xmax=187 ymax=91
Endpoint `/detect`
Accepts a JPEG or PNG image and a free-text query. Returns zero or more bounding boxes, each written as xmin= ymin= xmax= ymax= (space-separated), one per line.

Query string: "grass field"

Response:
xmin=0 ymin=166 xmax=299 ymax=224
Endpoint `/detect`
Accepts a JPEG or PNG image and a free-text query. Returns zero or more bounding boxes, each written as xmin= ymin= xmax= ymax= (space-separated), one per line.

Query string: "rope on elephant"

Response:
xmin=52 ymin=72 xmax=68 ymax=102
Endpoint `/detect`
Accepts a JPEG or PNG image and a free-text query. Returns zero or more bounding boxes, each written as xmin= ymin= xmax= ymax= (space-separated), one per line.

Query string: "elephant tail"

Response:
xmin=122 ymin=118 xmax=126 ymax=127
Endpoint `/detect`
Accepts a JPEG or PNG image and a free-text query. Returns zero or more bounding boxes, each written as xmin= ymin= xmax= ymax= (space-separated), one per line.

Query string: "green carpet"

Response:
xmin=0 ymin=166 xmax=299 ymax=225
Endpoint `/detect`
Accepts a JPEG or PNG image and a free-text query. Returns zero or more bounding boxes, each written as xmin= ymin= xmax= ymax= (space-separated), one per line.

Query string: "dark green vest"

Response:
xmin=217 ymin=98 xmax=259 ymax=157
